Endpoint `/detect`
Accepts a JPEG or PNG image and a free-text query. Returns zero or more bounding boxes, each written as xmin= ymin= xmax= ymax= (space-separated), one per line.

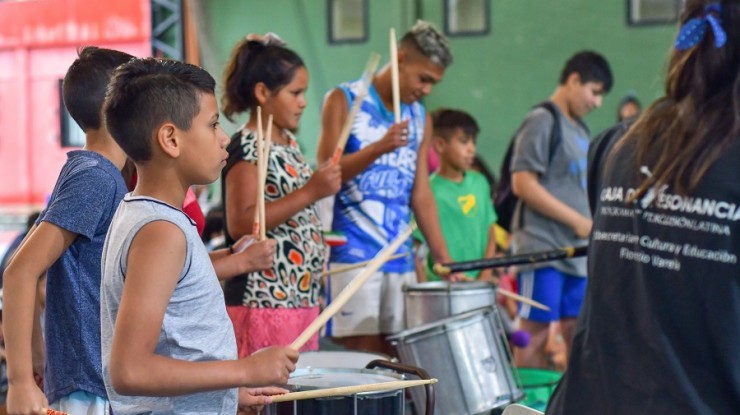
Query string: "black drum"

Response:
xmin=262 ymin=359 xmax=434 ymax=415
xmin=263 ymin=367 xmax=404 ymax=415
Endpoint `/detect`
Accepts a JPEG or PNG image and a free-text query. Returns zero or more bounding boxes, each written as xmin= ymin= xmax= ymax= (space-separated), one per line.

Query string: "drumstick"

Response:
xmin=497 ymin=287 xmax=550 ymax=312
xmin=263 ymin=114 xmax=273 ymax=166
xmin=331 ymin=52 xmax=381 ymax=164
xmin=433 ymin=246 xmax=588 ymax=276
xmin=320 ymin=252 xmax=410 ymax=277
xmin=270 ymin=378 xmax=437 ymax=403
xmin=253 ymin=106 xmax=264 ymax=239
xmin=260 ymin=114 xmax=273 ymax=241
xmin=291 ymin=221 xmax=417 ymax=349
xmin=390 ymin=27 xmax=401 ymax=123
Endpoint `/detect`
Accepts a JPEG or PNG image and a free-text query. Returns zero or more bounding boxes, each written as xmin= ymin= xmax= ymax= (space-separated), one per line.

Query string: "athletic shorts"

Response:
xmin=325 ymin=264 xmax=416 ymax=337
xmin=517 ymin=266 xmax=586 ymax=323
xmin=50 ymin=390 xmax=109 ymax=415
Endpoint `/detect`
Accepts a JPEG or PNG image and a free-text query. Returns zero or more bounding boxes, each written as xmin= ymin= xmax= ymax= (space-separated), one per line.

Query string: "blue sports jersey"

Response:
xmin=329 ymin=80 xmax=425 ymax=273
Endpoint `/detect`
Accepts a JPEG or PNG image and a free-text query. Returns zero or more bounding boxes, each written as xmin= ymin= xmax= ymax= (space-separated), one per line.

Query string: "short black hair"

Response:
xmin=104 ymin=58 xmax=216 ymax=162
xmin=432 ymin=108 xmax=479 ymax=141
xmin=559 ymin=50 xmax=613 ymax=93
xmin=202 ymin=207 xmax=224 ymax=243
xmin=62 ymin=46 xmax=133 ymax=131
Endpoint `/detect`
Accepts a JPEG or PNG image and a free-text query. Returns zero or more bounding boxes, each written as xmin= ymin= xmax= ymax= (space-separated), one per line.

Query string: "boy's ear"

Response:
xmin=155 ymin=122 xmax=180 ymax=158
xmin=432 ymin=135 xmax=446 ymax=154
xmin=566 ymin=72 xmax=582 ymax=87
xmin=254 ymin=82 xmax=270 ymax=105
xmin=396 ymin=49 xmax=407 ymax=65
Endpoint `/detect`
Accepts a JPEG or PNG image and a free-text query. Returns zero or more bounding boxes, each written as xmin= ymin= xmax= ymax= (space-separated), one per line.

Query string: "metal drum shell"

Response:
xmin=404 ymin=281 xmax=496 ymax=329
xmin=389 ymin=306 xmax=521 ymax=415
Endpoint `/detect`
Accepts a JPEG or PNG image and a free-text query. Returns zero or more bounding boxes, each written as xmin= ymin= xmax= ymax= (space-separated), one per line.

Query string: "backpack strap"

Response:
xmin=499 ymin=102 xmax=565 ymax=232
xmin=536 ymin=101 xmax=590 ymax=163
xmin=536 ymin=101 xmax=563 ymax=164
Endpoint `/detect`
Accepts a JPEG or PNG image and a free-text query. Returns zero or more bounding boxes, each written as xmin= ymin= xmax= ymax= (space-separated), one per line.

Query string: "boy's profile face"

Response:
xmin=179 ymin=93 xmax=229 ymax=185
xmin=566 ymin=74 xmax=606 ymax=119
xmin=399 ymin=54 xmax=445 ymax=104
xmin=435 ymin=128 xmax=476 ymax=172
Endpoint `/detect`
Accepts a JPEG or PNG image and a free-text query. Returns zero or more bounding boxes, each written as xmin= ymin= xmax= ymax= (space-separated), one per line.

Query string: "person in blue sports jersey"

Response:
xmin=317 ymin=20 xmax=458 ymax=356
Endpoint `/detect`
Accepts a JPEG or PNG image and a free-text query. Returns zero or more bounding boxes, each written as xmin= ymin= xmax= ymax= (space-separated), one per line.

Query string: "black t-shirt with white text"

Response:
xmin=548 ymin=136 xmax=740 ymax=415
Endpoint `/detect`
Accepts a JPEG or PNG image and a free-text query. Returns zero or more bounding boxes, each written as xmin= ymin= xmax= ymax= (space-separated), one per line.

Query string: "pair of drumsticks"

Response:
xmin=252 ymin=107 xmax=273 ymax=241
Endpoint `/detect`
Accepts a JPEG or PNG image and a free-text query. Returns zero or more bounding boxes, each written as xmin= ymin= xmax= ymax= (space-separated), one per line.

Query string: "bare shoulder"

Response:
xmin=322 ymin=88 xmax=349 ymax=112
xmin=129 ymin=220 xmax=186 ymax=263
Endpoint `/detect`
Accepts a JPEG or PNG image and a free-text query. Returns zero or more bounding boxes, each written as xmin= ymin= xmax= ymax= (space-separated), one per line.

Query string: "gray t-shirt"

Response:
xmin=510 ymin=104 xmax=590 ymax=276
xmin=101 ymin=194 xmax=238 ymax=415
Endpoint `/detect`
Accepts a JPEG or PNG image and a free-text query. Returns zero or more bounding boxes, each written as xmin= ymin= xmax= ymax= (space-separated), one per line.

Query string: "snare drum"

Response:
xmin=297 ymin=350 xmax=390 ymax=370
xmin=262 ymin=368 xmax=405 ymax=415
xmin=404 ymin=281 xmax=496 ymax=328
xmin=389 ymin=306 xmax=522 ymax=415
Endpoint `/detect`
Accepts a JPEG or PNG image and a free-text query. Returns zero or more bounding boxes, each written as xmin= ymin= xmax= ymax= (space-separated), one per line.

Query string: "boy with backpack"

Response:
xmin=502 ymin=50 xmax=612 ymax=369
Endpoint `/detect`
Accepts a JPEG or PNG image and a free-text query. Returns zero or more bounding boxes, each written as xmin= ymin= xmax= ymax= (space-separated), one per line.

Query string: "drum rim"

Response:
xmin=403 ymin=281 xmax=494 ymax=292
xmin=389 ymin=305 xmax=499 ymax=340
xmin=298 ymin=350 xmax=391 ymax=360
xmin=288 ymin=367 xmax=405 ymax=397
xmin=291 ymin=367 xmax=405 ymax=380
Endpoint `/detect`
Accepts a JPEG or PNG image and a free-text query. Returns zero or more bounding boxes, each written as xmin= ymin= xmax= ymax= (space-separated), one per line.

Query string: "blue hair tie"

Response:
xmin=674 ymin=3 xmax=727 ymax=51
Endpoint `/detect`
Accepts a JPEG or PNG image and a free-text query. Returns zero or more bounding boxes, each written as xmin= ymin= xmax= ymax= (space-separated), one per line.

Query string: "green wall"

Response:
xmin=198 ymin=0 xmax=677 ymax=172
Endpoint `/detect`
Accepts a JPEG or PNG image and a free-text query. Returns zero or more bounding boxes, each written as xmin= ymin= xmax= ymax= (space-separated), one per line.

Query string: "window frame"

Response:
xmin=444 ymin=0 xmax=491 ymax=37
xmin=327 ymin=0 xmax=369 ymax=45
xmin=627 ymin=0 xmax=681 ymax=26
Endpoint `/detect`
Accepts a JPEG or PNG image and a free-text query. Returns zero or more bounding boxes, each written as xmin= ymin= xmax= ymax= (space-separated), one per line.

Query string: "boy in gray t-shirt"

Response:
xmin=510 ymin=51 xmax=612 ymax=369
xmin=101 ymin=58 xmax=298 ymax=414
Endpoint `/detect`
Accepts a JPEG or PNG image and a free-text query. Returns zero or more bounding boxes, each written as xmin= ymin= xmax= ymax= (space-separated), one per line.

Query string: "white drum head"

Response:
xmin=297 ymin=351 xmax=389 ymax=369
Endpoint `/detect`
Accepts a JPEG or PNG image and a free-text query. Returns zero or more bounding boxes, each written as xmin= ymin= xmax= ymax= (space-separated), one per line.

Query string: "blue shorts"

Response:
xmin=517 ymin=267 xmax=586 ymax=322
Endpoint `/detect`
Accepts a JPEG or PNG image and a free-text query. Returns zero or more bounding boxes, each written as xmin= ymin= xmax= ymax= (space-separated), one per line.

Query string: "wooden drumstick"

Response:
xmin=331 ymin=52 xmax=381 ymax=164
xmin=390 ymin=27 xmax=401 ymax=123
xmin=260 ymin=114 xmax=273 ymax=241
xmin=253 ymin=106 xmax=264 ymax=239
xmin=320 ymin=252 xmax=410 ymax=277
xmin=291 ymin=221 xmax=417 ymax=349
xmin=496 ymin=287 xmax=550 ymax=312
xmin=270 ymin=378 xmax=437 ymax=403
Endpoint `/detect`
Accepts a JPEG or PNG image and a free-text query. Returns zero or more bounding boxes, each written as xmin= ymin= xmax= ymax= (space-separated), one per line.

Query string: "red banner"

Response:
xmin=0 ymin=0 xmax=150 ymax=48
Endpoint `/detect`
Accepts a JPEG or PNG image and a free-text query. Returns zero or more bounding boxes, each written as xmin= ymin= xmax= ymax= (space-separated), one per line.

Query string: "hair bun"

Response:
xmin=245 ymin=32 xmax=286 ymax=47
